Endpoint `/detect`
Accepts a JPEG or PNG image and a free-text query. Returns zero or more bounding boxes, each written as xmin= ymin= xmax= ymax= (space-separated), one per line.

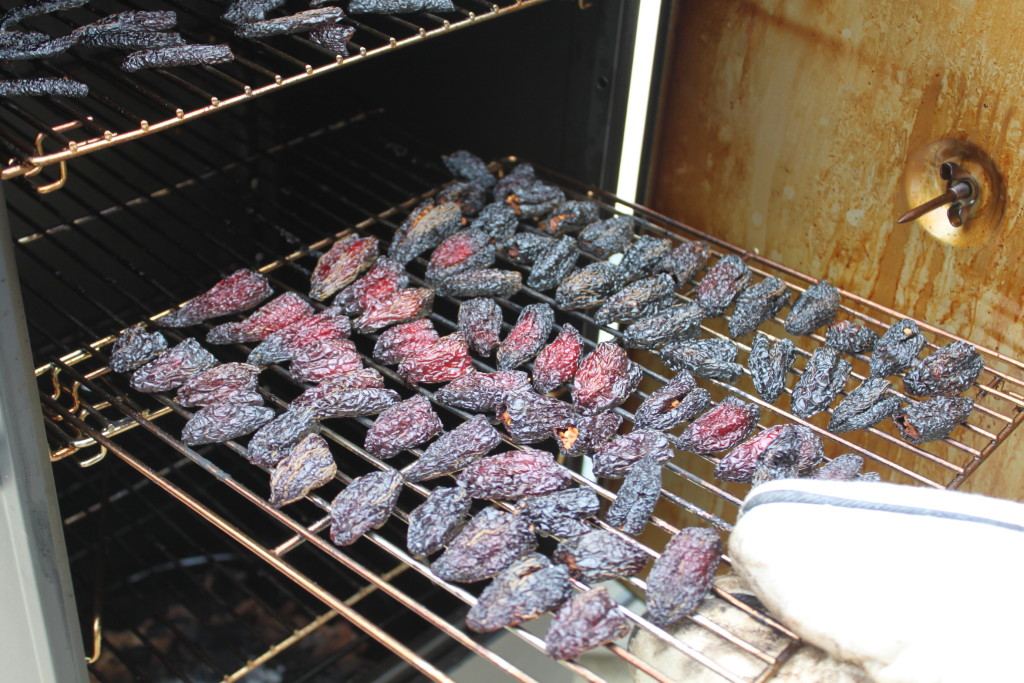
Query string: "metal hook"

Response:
xmin=898 ymin=161 xmax=979 ymax=226
xmin=29 ymin=119 xmax=88 ymax=194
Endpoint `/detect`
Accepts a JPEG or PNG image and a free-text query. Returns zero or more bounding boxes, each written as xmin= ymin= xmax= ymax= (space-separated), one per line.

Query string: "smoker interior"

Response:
xmin=18 ymin=101 xmax=1024 ymax=682
xmin=7 ymin=2 xmax=1024 ymax=681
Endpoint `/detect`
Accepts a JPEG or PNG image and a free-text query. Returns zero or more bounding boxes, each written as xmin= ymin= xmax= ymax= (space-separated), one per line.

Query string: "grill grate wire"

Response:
xmin=15 ymin=112 xmax=1024 ymax=681
xmin=0 ymin=0 xmax=551 ymax=182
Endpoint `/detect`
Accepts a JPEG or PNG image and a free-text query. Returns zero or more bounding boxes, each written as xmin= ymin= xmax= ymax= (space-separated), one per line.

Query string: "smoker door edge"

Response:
xmin=0 ymin=182 xmax=87 ymax=682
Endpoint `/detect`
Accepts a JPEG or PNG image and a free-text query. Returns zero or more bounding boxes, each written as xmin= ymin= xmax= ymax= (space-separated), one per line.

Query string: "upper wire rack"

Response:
xmin=0 ymin=0 xmax=549 ymax=182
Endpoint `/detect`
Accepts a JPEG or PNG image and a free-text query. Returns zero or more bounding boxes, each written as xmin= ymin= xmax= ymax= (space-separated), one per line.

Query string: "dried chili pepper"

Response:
xmin=122 ymin=44 xmax=235 ymax=72
xmin=458 ymin=297 xmax=503 ymax=357
xmin=578 ymin=216 xmax=634 ymax=258
xmin=159 ymin=269 xmax=272 ymax=327
xmin=605 ymin=452 xmax=660 ymax=535
xmin=545 ymin=588 xmax=631 ymax=661
xmin=498 ymin=391 xmax=574 ymax=444
xmin=497 ymin=303 xmax=553 ymax=371
xmin=131 ymin=338 xmax=217 ymax=392
xmin=177 ymin=362 xmax=263 ymax=407
xmin=292 ymin=385 xmax=399 ymax=420
xmin=554 ymin=530 xmax=648 ymax=582
xmin=532 ymin=324 xmax=583 ymax=394
xmin=425 ymin=229 xmax=495 ymax=284
xmin=695 ymin=255 xmax=750 ymax=318
xmin=619 ymin=235 xmax=674 ymax=283
xmin=502 ymin=232 xmax=554 ymax=266
xmin=748 ymin=333 xmax=795 ymax=403
xmin=443 ymin=150 xmax=496 ymax=189
xmin=268 ymin=434 xmax=336 ymax=507
xmin=110 ymin=324 xmax=167 ymax=373
xmin=658 ymin=240 xmax=709 ymax=286
xmin=78 ymin=10 xmax=177 ymax=34
xmin=83 ymin=30 xmax=185 ymax=50
xmin=398 ymin=332 xmax=474 ymax=384
xmin=720 ymin=424 xmax=828 ymax=483
xmin=827 ymin=377 xmax=902 ymax=433
xmin=554 ymin=412 xmax=621 ymax=458
xmin=555 ymin=262 xmax=624 ymax=310
xmin=364 ymin=395 xmax=442 ymax=460
xmin=348 ymin=0 xmax=455 ymax=14
xmin=592 ymin=429 xmax=673 ymax=479
xmin=515 ymin=488 xmax=601 ymax=540
xmin=329 ymin=470 xmax=404 ymax=546
xmin=903 ymin=341 xmax=983 ymax=397
xmin=506 ymin=181 xmax=565 ymax=219
xmin=660 ymin=338 xmax=742 ymax=382
xmin=207 ymin=292 xmax=314 ymax=345
xmin=646 ymin=527 xmax=721 ymax=628
xmin=308 ymin=24 xmax=353 ymax=54
xmin=623 ymin=303 xmax=704 ymax=350
xmin=572 ymin=342 xmax=643 ymax=414
xmin=354 ymin=287 xmax=434 ymax=334
xmin=750 ymin=424 xmax=816 ymax=485
xmin=633 ymin=372 xmax=711 ymax=431
xmin=288 ymin=339 xmax=361 ymax=383
xmin=222 ymin=0 xmax=283 ymax=24
xmin=401 ymin=414 xmax=502 ymax=482
xmin=407 ymin=485 xmax=471 ymax=557
xmin=0 ymin=77 xmax=88 ymax=97
xmin=436 ymin=268 xmax=522 ymax=299
xmin=493 ymin=163 xmax=535 ymax=202
xmin=289 ymin=369 xmax=385 ymax=411
xmin=894 ymin=396 xmax=973 ymax=444
xmin=824 ymin=320 xmax=878 ymax=355
xmin=728 ymin=276 xmax=790 ymax=338
xmin=334 ymin=257 xmax=407 ymax=316
xmin=811 ymin=453 xmax=870 ymax=481
xmin=0 ymin=32 xmax=82 ymax=60
xmin=372 ymin=318 xmax=438 ymax=365
xmin=595 ymin=273 xmax=675 ymax=326
xmin=469 ymin=202 xmax=518 ymax=243
xmin=247 ymin=308 xmax=351 ymax=366
xmin=674 ymin=396 xmax=760 ymax=455
xmin=246 ymin=409 xmax=320 ymax=467
xmin=790 ymin=346 xmax=851 ymax=418
xmin=528 ymin=235 xmax=578 ymax=291
xmin=388 ymin=201 xmax=464 ymax=265
xmin=870 ymin=319 xmax=927 ymax=378
xmin=181 ymin=403 xmax=275 ymax=446
xmin=431 ymin=507 xmax=537 ymax=583
xmin=458 ymin=449 xmax=571 ymax=500
xmin=467 ymin=554 xmax=571 ymax=633
xmin=540 ymin=200 xmax=600 ymax=235
xmin=434 ymin=370 xmax=531 ymax=413
xmin=436 ymin=181 xmax=488 ymax=217
xmin=234 ymin=7 xmax=343 ymax=38
xmin=784 ymin=281 xmax=840 ymax=335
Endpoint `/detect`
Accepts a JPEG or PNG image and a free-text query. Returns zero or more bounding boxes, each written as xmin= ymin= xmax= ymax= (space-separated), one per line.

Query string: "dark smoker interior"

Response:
xmin=15 ymin=2 xmax=658 ymax=680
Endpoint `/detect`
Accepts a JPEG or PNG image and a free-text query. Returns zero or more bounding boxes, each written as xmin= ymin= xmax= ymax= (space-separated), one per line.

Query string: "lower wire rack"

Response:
xmin=27 ymin=116 xmax=1024 ymax=682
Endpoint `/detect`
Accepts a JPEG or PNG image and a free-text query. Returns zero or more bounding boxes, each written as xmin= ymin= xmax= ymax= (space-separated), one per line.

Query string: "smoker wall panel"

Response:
xmin=648 ymin=0 xmax=1024 ymax=500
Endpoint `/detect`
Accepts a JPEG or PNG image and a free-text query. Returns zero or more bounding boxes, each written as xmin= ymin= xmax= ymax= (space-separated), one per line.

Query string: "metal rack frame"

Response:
xmin=0 ymin=0 xmax=550 ymax=185
xmin=57 ymin=446 xmax=421 ymax=682
xmin=15 ymin=114 xmax=1024 ymax=680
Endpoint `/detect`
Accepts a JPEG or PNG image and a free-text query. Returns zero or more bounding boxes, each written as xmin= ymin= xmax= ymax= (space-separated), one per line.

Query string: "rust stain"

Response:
xmin=648 ymin=0 xmax=1024 ymax=500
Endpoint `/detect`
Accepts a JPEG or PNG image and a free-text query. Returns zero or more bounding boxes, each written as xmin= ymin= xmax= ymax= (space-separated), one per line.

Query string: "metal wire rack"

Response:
xmin=0 ymin=0 xmax=549 ymax=186
xmin=56 ymin=446 xmax=436 ymax=682
xmin=18 ymin=113 xmax=1024 ymax=681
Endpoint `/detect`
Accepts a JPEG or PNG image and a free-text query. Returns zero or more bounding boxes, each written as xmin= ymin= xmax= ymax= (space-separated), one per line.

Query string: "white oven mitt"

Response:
xmin=729 ymin=479 xmax=1024 ymax=683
